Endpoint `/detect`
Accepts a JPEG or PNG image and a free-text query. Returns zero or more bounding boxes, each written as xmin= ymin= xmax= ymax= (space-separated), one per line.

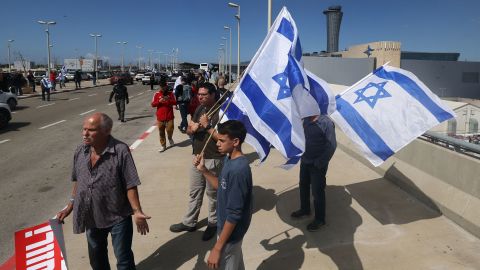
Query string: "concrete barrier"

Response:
xmin=336 ymin=129 xmax=480 ymax=238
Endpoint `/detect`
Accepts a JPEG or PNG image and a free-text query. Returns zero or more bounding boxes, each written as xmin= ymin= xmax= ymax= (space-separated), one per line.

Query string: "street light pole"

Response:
xmin=37 ymin=20 xmax=56 ymax=74
xmin=136 ymin=45 xmax=143 ymax=70
xmin=116 ymin=41 xmax=127 ymax=72
xmin=7 ymin=40 xmax=14 ymax=73
xmin=89 ymin=34 xmax=102 ymax=81
xmin=224 ymin=26 xmax=232 ymax=82
xmin=268 ymin=0 xmax=272 ymax=31
xmin=228 ymin=2 xmax=240 ymax=78
xmin=147 ymin=49 xmax=154 ymax=70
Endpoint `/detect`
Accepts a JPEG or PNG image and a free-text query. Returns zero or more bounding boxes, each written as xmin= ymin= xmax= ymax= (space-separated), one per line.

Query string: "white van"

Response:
xmin=199 ymin=63 xmax=211 ymax=72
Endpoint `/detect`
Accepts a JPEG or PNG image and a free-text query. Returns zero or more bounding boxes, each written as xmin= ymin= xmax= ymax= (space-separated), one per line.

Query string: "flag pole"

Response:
xmin=200 ymin=90 xmax=236 ymax=155
xmin=338 ymin=61 xmax=391 ymax=96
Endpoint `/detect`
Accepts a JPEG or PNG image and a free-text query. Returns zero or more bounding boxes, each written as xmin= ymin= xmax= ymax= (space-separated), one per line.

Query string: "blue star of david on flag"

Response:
xmin=272 ymin=70 xmax=291 ymax=100
xmin=353 ymin=81 xmax=391 ymax=108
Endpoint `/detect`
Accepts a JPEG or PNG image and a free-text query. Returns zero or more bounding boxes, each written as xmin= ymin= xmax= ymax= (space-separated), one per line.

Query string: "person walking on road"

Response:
xmin=149 ymin=73 xmax=155 ymax=90
xmin=56 ymin=112 xmax=150 ymax=270
xmin=194 ymin=120 xmax=253 ymax=270
xmin=151 ymin=83 xmax=176 ymax=152
xmin=109 ymin=79 xmax=129 ymax=122
xmin=174 ymin=76 xmax=191 ymax=133
xmin=290 ymin=115 xmax=337 ymax=232
xmin=74 ymin=70 xmax=82 ymax=89
xmin=170 ymin=82 xmax=224 ymax=242
xmin=27 ymin=70 xmax=36 ymax=92
xmin=49 ymin=70 xmax=56 ymax=91
xmin=40 ymin=75 xmax=51 ymax=101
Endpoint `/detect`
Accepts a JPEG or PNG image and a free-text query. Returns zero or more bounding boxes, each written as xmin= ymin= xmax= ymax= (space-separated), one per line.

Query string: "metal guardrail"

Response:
xmin=421 ymin=131 xmax=480 ymax=159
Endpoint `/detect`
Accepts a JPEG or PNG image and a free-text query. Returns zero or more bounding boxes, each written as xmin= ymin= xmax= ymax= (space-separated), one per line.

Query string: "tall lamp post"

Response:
xmin=155 ymin=51 xmax=164 ymax=70
xmin=221 ymin=38 xmax=228 ymax=77
xmin=7 ymin=39 xmax=14 ymax=72
xmin=116 ymin=41 xmax=128 ymax=72
xmin=228 ymin=2 xmax=240 ymax=78
xmin=220 ymin=43 xmax=226 ymax=74
xmin=136 ymin=45 xmax=143 ymax=70
xmin=224 ymin=26 xmax=232 ymax=82
xmin=89 ymin=34 xmax=102 ymax=81
xmin=268 ymin=0 xmax=272 ymax=31
xmin=147 ymin=49 xmax=154 ymax=70
xmin=37 ymin=20 xmax=56 ymax=74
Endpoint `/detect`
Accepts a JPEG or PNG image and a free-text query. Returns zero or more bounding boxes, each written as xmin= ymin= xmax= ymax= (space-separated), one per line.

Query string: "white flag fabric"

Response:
xmin=221 ymin=7 xmax=335 ymax=167
xmin=331 ymin=65 xmax=456 ymax=166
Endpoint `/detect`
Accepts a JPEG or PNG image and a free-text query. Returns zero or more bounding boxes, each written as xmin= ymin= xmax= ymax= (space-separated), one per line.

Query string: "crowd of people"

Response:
xmin=55 ymin=68 xmax=337 ymax=269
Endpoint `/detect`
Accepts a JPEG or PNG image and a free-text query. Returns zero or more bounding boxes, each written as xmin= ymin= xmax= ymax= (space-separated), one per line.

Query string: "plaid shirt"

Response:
xmin=71 ymin=136 xmax=141 ymax=234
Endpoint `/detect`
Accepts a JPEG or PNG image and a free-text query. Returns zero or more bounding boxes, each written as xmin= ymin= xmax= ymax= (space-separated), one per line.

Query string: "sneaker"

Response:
xmin=168 ymin=138 xmax=175 ymax=146
xmin=290 ymin=209 xmax=311 ymax=219
xmin=158 ymin=146 xmax=166 ymax=152
xmin=306 ymin=220 xmax=325 ymax=232
xmin=202 ymin=225 xmax=217 ymax=241
xmin=169 ymin=223 xmax=196 ymax=233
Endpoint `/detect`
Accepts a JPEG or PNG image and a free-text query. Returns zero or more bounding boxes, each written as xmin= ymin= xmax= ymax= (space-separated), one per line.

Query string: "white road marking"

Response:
xmin=39 ymin=120 xmax=66 ymax=130
xmin=88 ymin=93 xmax=97 ymax=96
xmin=36 ymin=103 xmax=55 ymax=109
xmin=146 ymin=125 xmax=156 ymax=133
xmin=68 ymin=97 xmax=80 ymax=101
xmin=105 ymin=91 xmax=110 ymax=93
xmin=137 ymin=92 xmax=144 ymax=96
xmin=108 ymin=102 xmax=115 ymax=106
xmin=11 ymin=111 xmax=17 ymax=114
xmin=79 ymin=109 xmax=96 ymax=116
xmin=0 ymin=139 xmax=10 ymax=144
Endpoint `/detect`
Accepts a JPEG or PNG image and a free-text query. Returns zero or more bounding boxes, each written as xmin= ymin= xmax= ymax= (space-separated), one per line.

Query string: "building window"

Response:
xmin=469 ymin=118 xmax=478 ymax=133
xmin=462 ymin=72 xmax=479 ymax=83
xmin=447 ymin=119 xmax=457 ymax=136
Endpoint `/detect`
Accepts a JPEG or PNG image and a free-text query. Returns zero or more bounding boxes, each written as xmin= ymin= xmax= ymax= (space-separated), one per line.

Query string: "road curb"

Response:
xmin=17 ymin=83 xmax=111 ymax=100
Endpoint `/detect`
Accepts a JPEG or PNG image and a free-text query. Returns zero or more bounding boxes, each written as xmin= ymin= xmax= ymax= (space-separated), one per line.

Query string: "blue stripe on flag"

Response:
xmin=307 ymin=75 xmax=329 ymax=115
xmin=375 ymin=67 xmax=454 ymax=123
xmin=336 ymin=97 xmax=395 ymax=161
xmin=287 ymin=54 xmax=305 ymax=88
xmin=241 ymin=74 xmax=303 ymax=157
xmin=294 ymin=39 xmax=302 ymax=61
xmin=277 ymin=18 xmax=294 ymax=42
xmin=225 ymin=100 xmax=271 ymax=160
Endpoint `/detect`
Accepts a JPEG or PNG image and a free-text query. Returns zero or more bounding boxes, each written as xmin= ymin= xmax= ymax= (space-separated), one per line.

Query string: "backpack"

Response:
xmin=181 ymin=85 xmax=192 ymax=102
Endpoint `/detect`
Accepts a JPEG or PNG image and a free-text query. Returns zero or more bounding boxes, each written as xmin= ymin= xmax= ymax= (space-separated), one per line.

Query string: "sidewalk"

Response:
xmin=61 ymin=110 xmax=480 ymax=269
xmin=17 ymin=79 xmax=111 ymax=100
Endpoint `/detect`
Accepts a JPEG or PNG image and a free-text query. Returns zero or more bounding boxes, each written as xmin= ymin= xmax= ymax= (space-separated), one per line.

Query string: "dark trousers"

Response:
xmin=299 ymin=162 xmax=328 ymax=223
xmin=86 ymin=217 xmax=135 ymax=270
xmin=41 ymin=88 xmax=50 ymax=101
xmin=30 ymin=82 xmax=36 ymax=92
xmin=150 ymin=82 xmax=154 ymax=90
xmin=178 ymin=103 xmax=189 ymax=131
xmin=75 ymin=80 xmax=81 ymax=89
xmin=115 ymin=99 xmax=126 ymax=121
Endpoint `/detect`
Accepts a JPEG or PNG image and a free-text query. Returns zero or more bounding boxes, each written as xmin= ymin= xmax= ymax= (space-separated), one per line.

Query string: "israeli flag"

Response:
xmin=331 ymin=65 xmax=456 ymax=166
xmin=221 ymin=7 xmax=335 ymax=167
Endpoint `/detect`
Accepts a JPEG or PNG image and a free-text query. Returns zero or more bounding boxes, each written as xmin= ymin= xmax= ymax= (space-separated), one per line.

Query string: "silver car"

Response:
xmin=0 ymin=89 xmax=18 ymax=110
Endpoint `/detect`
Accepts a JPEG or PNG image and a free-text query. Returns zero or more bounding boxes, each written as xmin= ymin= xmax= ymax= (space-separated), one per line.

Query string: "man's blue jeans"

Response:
xmin=178 ymin=103 xmax=189 ymax=131
xmin=299 ymin=162 xmax=328 ymax=223
xmin=86 ymin=216 xmax=135 ymax=270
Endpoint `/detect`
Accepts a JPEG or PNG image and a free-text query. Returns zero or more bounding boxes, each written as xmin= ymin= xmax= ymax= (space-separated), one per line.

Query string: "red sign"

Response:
xmin=14 ymin=221 xmax=67 ymax=270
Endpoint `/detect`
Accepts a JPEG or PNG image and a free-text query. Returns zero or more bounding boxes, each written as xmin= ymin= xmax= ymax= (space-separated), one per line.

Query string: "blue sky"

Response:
xmin=1 ymin=0 xmax=479 ymax=66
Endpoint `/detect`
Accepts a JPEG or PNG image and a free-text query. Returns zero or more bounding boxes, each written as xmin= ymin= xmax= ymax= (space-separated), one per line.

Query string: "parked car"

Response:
xmin=135 ymin=72 xmax=146 ymax=81
xmin=98 ymin=71 xmax=111 ymax=79
xmin=64 ymin=72 xmax=75 ymax=82
xmin=0 ymin=90 xmax=18 ymax=110
xmin=110 ymin=73 xmax=134 ymax=85
xmin=0 ymin=102 xmax=12 ymax=129
xmin=33 ymin=70 xmax=47 ymax=85
xmin=142 ymin=72 xmax=168 ymax=85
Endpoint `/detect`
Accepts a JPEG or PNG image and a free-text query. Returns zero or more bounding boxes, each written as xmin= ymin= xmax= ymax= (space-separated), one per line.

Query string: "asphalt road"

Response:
xmin=0 ymin=83 xmax=158 ymax=262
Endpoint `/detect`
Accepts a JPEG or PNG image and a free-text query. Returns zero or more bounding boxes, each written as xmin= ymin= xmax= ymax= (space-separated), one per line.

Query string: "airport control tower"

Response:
xmin=323 ymin=5 xmax=343 ymax=53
